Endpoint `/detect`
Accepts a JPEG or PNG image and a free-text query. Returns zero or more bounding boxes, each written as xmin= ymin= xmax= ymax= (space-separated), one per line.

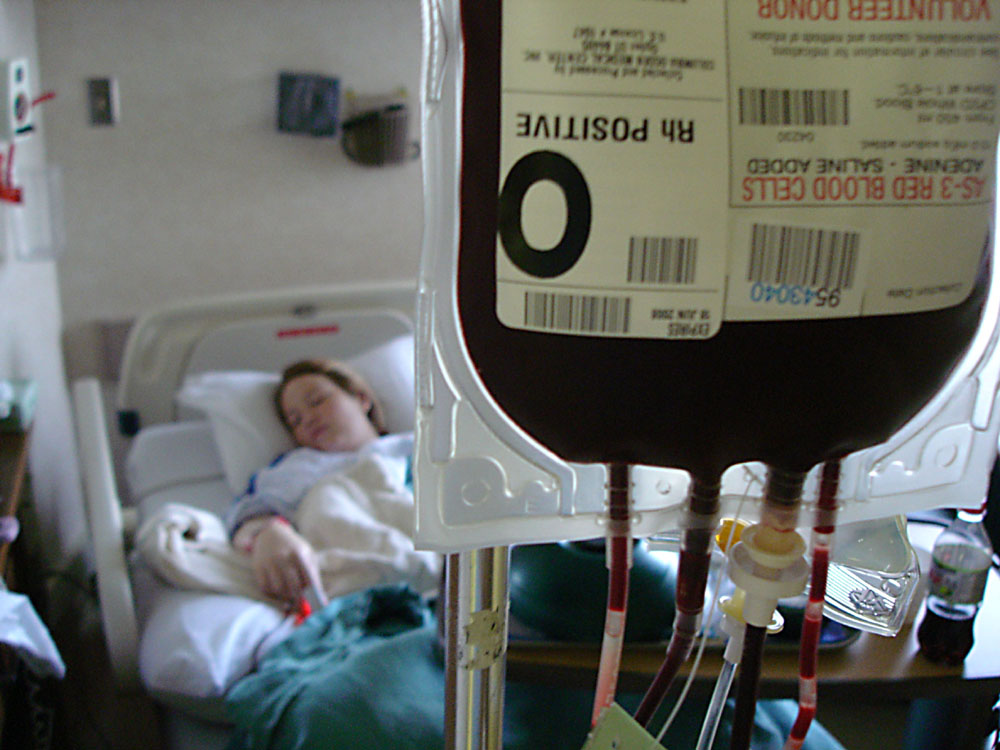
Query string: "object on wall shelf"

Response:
xmin=276 ymin=72 xmax=339 ymax=137
xmin=341 ymin=88 xmax=419 ymax=167
xmin=7 ymin=165 xmax=66 ymax=262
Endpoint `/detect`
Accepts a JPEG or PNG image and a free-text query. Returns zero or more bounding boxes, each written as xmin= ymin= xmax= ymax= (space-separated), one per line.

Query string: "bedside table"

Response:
xmin=0 ymin=428 xmax=32 ymax=739
xmin=0 ymin=428 xmax=31 ymax=579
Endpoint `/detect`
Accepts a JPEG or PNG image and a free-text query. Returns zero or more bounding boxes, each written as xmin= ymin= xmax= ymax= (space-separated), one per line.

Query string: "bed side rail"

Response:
xmin=72 ymin=377 xmax=141 ymax=692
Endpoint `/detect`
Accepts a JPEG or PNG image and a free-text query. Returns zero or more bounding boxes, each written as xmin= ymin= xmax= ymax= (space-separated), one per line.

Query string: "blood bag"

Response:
xmin=415 ymin=0 xmax=1000 ymax=550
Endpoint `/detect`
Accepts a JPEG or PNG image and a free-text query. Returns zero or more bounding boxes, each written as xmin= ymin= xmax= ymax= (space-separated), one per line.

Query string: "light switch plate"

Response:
xmin=87 ymin=77 xmax=119 ymax=126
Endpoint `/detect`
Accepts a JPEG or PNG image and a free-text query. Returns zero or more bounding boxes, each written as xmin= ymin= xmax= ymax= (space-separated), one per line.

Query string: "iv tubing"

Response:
xmin=729 ymin=468 xmax=807 ymax=750
xmin=662 ymin=508 xmax=750 ymax=749
xmin=634 ymin=477 xmax=721 ymax=727
xmin=687 ymin=514 xmax=751 ymax=750
xmin=693 ymin=589 xmax=747 ymax=749
xmin=783 ymin=459 xmax=841 ymax=750
xmin=652 ymin=575 xmax=724 ymax=748
xmin=697 ymin=658 xmax=737 ymax=750
xmin=591 ymin=462 xmax=632 ymax=726
xmin=729 ymin=623 xmax=767 ymax=750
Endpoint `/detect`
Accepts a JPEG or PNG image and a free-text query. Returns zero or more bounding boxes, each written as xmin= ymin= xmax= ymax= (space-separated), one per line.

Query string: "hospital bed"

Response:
xmin=72 ymin=280 xmax=423 ymax=748
xmin=71 ymin=278 xmax=863 ymax=750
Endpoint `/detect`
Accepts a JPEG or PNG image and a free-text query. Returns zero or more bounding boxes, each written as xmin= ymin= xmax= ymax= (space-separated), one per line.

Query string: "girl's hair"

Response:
xmin=273 ymin=358 xmax=389 ymax=436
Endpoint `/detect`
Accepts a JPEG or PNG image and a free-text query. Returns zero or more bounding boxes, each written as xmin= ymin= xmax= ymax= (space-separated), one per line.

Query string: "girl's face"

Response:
xmin=279 ymin=373 xmax=379 ymax=452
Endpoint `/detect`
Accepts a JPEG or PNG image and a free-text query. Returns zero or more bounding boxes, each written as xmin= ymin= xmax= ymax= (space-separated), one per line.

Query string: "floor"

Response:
xmin=28 ymin=562 xmax=165 ymax=750
xmin=64 ymin=686 xmax=934 ymax=750
xmin=819 ymin=702 xmax=910 ymax=749
xmin=28 ymin=566 xmax=998 ymax=750
xmin=821 ymin=699 xmax=1000 ymax=750
xmin=47 ymin=626 xmax=950 ymax=750
xmin=38 ymin=641 xmax=1000 ymax=750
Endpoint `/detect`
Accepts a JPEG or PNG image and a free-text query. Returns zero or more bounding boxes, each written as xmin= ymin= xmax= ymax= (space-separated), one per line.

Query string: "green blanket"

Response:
xmin=225 ymin=585 xmax=847 ymax=750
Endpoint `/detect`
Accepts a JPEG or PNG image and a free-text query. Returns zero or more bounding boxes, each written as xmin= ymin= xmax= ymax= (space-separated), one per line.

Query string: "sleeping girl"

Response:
xmin=225 ymin=358 xmax=441 ymax=606
xmin=220 ymin=360 xmax=850 ymax=750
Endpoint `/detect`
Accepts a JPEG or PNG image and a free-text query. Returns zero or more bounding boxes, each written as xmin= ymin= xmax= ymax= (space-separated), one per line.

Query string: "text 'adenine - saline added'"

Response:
xmin=493 ymin=0 xmax=999 ymax=340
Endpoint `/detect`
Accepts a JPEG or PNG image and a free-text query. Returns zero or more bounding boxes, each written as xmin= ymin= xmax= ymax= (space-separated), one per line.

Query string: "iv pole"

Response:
xmin=444 ymin=546 xmax=511 ymax=750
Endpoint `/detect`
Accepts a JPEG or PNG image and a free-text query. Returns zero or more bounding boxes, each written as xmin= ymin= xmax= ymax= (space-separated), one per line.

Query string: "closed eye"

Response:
xmin=306 ymin=392 xmax=329 ymax=408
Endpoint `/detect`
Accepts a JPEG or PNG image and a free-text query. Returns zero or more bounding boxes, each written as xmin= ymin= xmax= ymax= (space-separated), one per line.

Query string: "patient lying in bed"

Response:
xmin=137 ymin=355 xmax=848 ymax=749
xmin=226 ymin=357 xmax=440 ymax=607
xmin=136 ymin=357 xmax=440 ymax=618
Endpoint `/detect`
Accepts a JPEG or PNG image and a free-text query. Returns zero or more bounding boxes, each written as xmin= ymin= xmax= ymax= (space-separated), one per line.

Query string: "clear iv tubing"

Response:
xmin=591 ymin=462 xmax=632 ymax=726
xmin=649 ymin=490 xmax=753 ymax=750
xmin=729 ymin=622 xmax=768 ymax=750
xmin=633 ymin=477 xmax=721 ymax=727
xmin=651 ymin=562 xmax=732 ymax=750
xmin=728 ymin=468 xmax=807 ymax=750
xmin=783 ymin=459 xmax=842 ymax=750
xmin=693 ymin=519 xmax=751 ymax=750
xmin=697 ymin=658 xmax=738 ymax=750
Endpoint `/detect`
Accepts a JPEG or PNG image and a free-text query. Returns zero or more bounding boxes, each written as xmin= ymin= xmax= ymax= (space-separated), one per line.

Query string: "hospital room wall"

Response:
xmin=0 ymin=0 xmax=87 ymax=566
xmin=33 ymin=0 xmax=425 ymax=379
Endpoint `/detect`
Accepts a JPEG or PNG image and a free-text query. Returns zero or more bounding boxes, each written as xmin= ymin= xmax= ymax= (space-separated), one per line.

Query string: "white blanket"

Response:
xmin=136 ymin=454 xmax=441 ymax=606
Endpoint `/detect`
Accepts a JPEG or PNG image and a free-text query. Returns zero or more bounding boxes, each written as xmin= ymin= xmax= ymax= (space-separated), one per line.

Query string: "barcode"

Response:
xmin=524 ymin=292 xmax=631 ymax=334
xmin=627 ymin=236 xmax=698 ymax=285
xmin=748 ymin=224 xmax=859 ymax=289
xmin=739 ymin=88 xmax=849 ymax=126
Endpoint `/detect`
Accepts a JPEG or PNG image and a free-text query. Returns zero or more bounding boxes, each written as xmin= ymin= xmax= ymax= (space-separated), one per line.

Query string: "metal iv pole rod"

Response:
xmin=444 ymin=546 xmax=511 ymax=750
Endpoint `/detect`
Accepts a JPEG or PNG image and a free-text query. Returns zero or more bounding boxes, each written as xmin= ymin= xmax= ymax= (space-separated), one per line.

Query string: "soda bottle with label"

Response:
xmin=916 ymin=502 xmax=994 ymax=666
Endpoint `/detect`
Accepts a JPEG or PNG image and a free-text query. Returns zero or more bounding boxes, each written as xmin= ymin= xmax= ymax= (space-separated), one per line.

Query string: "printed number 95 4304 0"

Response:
xmin=750 ymin=283 xmax=841 ymax=307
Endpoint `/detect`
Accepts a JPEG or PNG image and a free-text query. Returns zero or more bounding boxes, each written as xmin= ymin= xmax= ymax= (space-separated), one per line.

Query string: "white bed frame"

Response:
xmin=72 ymin=280 xmax=417 ymax=694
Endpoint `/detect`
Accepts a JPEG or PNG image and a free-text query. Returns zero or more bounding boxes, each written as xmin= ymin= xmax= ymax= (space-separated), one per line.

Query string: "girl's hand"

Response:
xmin=247 ymin=518 xmax=321 ymax=604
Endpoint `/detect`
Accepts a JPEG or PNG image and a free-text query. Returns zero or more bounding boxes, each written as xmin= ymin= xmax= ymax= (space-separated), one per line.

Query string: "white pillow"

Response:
xmin=177 ymin=334 xmax=415 ymax=494
xmin=176 ymin=370 xmax=293 ymax=494
xmin=348 ymin=333 xmax=416 ymax=433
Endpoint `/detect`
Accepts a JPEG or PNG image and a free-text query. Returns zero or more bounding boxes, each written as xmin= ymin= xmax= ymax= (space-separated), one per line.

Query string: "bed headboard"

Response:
xmin=117 ymin=280 xmax=416 ymax=435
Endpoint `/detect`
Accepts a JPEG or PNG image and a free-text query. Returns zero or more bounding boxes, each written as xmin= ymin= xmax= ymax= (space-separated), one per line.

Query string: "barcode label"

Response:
xmin=524 ymin=292 xmax=631 ymax=334
xmin=627 ymin=236 xmax=698 ymax=284
xmin=739 ymin=88 xmax=850 ymax=126
xmin=748 ymin=224 xmax=859 ymax=289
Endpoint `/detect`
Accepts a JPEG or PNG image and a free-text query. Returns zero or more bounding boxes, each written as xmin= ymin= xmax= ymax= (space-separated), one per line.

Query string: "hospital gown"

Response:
xmin=225 ymin=432 xmax=414 ymax=536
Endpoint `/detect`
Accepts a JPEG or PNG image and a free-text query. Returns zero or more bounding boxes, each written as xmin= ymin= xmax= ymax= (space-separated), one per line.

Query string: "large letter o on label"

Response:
xmin=498 ymin=151 xmax=591 ymax=278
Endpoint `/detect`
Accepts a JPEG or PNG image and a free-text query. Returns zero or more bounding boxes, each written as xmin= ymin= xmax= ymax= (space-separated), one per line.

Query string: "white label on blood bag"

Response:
xmin=496 ymin=0 xmax=728 ymax=339
xmin=725 ymin=1 xmax=999 ymax=321
xmin=494 ymin=0 xmax=1000 ymax=337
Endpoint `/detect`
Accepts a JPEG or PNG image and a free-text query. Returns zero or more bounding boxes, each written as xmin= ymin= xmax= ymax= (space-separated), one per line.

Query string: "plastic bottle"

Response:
xmin=916 ymin=502 xmax=994 ymax=666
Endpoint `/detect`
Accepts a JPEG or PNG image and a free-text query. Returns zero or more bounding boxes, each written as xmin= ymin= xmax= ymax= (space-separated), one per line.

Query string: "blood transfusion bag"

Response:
xmin=414 ymin=0 xmax=1000 ymax=551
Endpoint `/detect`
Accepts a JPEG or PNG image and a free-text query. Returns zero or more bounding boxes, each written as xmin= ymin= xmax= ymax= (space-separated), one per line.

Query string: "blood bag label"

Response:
xmin=726 ymin=0 xmax=999 ymax=322
xmin=493 ymin=0 xmax=1000 ymax=337
xmin=496 ymin=0 xmax=728 ymax=339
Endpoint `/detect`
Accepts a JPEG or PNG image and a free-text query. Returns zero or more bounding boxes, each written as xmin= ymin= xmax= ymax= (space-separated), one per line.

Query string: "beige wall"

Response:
xmin=0 ymin=0 xmax=85 ymax=563
xmin=0 ymin=0 xmax=426 ymax=565
xmin=35 ymin=0 xmax=425 ymax=377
